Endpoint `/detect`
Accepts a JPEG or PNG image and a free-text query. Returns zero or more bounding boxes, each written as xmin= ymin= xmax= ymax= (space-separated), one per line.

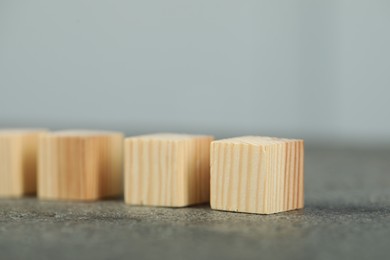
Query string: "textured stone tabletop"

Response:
xmin=1 ymin=147 xmax=390 ymax=260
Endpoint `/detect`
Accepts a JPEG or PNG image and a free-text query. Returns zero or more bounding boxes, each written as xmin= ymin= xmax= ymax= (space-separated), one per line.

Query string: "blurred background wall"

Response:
xmin=0 ymin=0 xmax=389 ymax=146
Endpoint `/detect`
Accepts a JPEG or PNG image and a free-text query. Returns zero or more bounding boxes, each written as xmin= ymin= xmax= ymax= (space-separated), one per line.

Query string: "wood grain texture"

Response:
xmin=124 ymin=133 xmax=213 ymax=207
xmin=0 ymin=129 xmax=47 ymax=197
xmin=38 ymin=130 xmax=123 ymax=201
xmin=210 ymin=136 xmax=304 ymax=214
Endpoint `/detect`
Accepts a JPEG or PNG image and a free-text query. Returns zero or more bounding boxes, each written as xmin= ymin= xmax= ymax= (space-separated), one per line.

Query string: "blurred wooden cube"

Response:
xmin=38 ymin=130 xmax=123 ymax=201
xmin=0 ymin=129 xmax=47 ymax=197
xmin=124 ymin=133 xmax=213 ymax=207
xmin=210 ymin=136 xmax=304 ymax=214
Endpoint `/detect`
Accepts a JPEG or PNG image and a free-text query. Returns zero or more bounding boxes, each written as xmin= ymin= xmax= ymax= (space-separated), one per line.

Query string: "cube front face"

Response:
xmin=0 ymin=136 xmax=23 ymax=197
xmin=38 ymin=132 xmax=123 ymax=201
xmin=124 ymin=134 xmax=213 ymax=207
xmin=210 ymin=137 xmax=304 ymax=214
xmin=0 ymin=131 xmax=45 ymax=197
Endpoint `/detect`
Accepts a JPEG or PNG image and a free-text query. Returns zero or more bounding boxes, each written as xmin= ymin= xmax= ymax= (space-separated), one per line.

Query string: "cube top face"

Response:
xmin=212 ymin=136 xmax=303 ymax=146
xmin=126 ymin=133 xmax=211 ymax=142
xmin=211 ymin=136 xmax=304 ymax=215
xmin=125 ymin=133 xmax=213 ymax=207
xmin=0 ymin=129 xmax=47 ymax=136
xmin=45 ymin=130 xmax=123 ymax=139
xmin=38 ymin=130 xmax=123 ymax=201
xmin=0 ymin=130 xmax=46 ymax=197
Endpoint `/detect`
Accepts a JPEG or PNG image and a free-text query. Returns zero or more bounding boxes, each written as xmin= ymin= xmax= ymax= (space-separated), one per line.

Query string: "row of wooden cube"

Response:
xmin=0 ymin=129 xmax=304 ymax=214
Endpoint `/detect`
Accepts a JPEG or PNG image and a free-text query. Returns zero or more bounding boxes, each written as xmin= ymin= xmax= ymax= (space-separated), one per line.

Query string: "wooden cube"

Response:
xmin=38 ymin=130 xmax=123 ymax=201
xmin=210 ymin=136 xmax=304 ymax=214
xmin=0 ymin=129 xmax=47 ymax=197
xmin=124 ymin=133 xmax=213 ymax=207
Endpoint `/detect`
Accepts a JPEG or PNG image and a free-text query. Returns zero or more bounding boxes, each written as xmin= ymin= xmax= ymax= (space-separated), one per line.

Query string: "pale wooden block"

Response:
xmin=38 ymin=130 xmax=123 ymax=201
xmin=124 ymin=133 xmax=214 ymax=207
xmin=0 ymin=129 xmax=47 ymax=197
xmin=210 ymin=136 xmax=304 ymax=214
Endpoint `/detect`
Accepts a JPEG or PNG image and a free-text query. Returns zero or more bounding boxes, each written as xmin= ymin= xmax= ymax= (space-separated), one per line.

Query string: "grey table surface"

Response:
xmin=1 ymin=147 xmax=390 ymax=260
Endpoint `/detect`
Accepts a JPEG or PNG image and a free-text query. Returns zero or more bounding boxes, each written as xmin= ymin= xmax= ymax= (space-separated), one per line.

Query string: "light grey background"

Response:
xmin=1 ymin=0 xmax=389 ymax=146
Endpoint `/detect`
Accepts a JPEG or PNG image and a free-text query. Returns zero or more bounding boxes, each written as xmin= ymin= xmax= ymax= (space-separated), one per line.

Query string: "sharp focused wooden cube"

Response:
xmin=38 ymin=130 xmax=123 ymax=201
xmin=210 ymin=136 xmax=304 ymax=214
xmin=0 ymin=129 xmax=47 ymax=197
xmin=124 ymin=133 xmax=213 ymax=207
